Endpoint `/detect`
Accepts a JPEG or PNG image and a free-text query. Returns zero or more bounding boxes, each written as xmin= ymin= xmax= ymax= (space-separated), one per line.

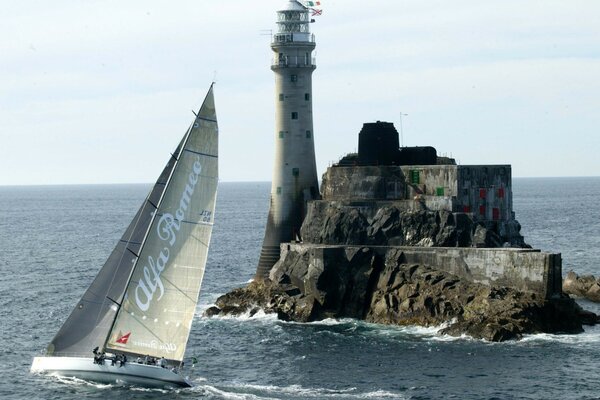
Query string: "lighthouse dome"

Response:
xmin=281 ymin=0 xmax=306 ymax=11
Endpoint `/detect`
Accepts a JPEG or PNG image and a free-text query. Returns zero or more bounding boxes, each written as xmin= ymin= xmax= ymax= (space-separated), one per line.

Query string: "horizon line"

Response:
xmin=1 ymin=175 xmax=600 ymax=188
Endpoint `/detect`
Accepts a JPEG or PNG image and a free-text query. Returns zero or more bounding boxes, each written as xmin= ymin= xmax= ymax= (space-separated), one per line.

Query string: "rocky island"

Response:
xmin=207 ymin=122 xmax=597 ymax=341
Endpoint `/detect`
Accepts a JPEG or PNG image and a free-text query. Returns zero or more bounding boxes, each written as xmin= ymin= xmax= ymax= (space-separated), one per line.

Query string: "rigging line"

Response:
xmin=126 ymin=247 xmax=140 ymax=258
xmin=159 ymin=274 xmax=197 ymax=304
xmin=119 ymin=239 xmax=143 ymax=245
xmin=148 ymin=199 xmax=159 ymax=209
xmin=191 ymin=232 xmax=210 ymax=249
xmin=183 ymin=148 xmax=218 ymax=158
xmin=99 ymin=180 xmax=170 ymax=342
xmin=106 ymin=296 xmax=121 ymax=307
xmin=196 ymin=116 xmax=217 ymax=123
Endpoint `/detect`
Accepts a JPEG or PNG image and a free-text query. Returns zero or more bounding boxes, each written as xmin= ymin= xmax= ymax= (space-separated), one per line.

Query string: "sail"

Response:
xmin=105 ymin=86 xmax=218 ymax=361
xmin=47 ymin=139 xmax=187 ymax=357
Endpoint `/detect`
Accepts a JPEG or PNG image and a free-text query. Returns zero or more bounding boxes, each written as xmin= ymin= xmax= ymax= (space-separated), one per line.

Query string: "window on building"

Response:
xmin=492 ymin=208 xmax=500 ymax=220
xmin=292 ymin=168 xmax=300 ymax=177
xmin=279 ymin=94 xmax=284 ymax=101
xmin=479 ymin=205 xmax=486 ymax=216
xmin=276 ymin=187 xmax=282 ymax=195
xmin=436 ymin=187 xmax=444 ymax=196
xmin=306 ymin=130 xmax=311 ymax=138
xmin=279 ymin=131 xmax=285 ymax=139
xmin=479 ymin=188 xmax=487 ymax=199
xmin=305 ymin=93 xmax=310 ymax=101
xmin=410 ymin=170 xmax=420 ymax=184
xmin=291 ymin=112 xmax=298 ymax=120
xmin=290 ymin=74 xmax=297 ymax=82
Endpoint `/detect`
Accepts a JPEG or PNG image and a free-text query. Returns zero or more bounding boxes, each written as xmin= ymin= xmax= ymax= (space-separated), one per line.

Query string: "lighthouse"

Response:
xmin=256 ymin=0 xmax=320 ymax=279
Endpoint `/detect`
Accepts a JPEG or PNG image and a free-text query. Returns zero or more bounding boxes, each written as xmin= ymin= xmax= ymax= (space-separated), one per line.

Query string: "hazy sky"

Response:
xmin=2 ymin=0 xmax=599 ymax=185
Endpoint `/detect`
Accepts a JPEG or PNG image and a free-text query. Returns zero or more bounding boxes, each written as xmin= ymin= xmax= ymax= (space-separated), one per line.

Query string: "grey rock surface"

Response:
xmin=563 ymin=270 xmax=600 ymax=302
xmin=301 ymin=205 xmax=528 ymax=249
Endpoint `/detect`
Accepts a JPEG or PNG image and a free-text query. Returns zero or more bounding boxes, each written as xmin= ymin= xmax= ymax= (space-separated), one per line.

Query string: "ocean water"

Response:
xmin=1 ymin=178 xmax=600 ymax=399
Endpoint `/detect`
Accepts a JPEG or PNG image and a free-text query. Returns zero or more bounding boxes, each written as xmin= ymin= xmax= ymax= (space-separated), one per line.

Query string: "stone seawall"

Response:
xmin=277 ymin=244 xmax=561 ymax=299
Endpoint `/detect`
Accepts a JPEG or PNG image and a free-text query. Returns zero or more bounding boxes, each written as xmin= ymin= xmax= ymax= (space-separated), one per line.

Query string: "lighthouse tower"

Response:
xmin=256 ymin=0 xmax=320 ymax=279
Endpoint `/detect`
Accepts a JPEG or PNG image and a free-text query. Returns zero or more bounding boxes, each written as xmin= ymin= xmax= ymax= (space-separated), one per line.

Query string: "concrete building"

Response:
xmin=256 ymin=0 xmax=320 ymax=279
xmin=325 ymin=121 xmax=514 ymax=223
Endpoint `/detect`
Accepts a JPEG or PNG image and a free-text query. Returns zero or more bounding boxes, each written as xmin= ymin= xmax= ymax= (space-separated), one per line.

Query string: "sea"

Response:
xmin=1 ymin=177 xmax=600 ymax=400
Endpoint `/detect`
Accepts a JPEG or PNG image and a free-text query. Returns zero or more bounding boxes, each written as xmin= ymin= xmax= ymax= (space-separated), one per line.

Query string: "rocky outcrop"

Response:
xmin=563 ymin=271 xmax=600 ymax=302
xmin=207 ymin=174 xmax=595 ymax=341
xmin=207 ymin=246 xmax=595 ymax=341
xmin=301 ymin=205 xmax=528 ymax=249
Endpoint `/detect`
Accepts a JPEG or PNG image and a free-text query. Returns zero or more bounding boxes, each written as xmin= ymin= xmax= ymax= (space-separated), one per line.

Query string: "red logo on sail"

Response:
xmin=116 ymin=332 xmax=131 ymax=344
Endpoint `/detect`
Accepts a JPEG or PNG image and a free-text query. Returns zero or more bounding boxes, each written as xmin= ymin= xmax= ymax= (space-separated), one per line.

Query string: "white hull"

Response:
xmin=31 ymin=356 xmax=192 ymax=388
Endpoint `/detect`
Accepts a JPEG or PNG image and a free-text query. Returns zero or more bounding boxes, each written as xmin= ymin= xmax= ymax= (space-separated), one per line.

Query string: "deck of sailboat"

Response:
xmin=31 ymin=356 xmax=192 ymax=388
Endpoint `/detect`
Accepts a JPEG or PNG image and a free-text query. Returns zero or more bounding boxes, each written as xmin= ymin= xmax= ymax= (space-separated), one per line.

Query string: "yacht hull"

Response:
xmin=31 ymin=356 xmax=192 ymax=388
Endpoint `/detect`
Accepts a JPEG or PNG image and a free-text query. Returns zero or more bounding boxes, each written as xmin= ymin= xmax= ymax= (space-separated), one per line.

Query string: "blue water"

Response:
xmin=1 ymin=178 xmax=600 ymax=399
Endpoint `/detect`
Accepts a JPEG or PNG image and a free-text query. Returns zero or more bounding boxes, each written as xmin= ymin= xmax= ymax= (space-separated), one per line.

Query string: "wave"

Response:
xmin=519 ymin=325 xmax=600 ymax=345
xmin=191 ymin=382 xmax=404 ymax=399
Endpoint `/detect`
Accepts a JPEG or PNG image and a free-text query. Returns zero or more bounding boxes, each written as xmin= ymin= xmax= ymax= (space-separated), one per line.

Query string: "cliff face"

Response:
xmin=301 ymin=203 xmax=527 ymax=248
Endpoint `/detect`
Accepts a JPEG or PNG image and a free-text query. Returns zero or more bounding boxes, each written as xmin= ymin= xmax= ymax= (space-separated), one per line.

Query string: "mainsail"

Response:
xmin=47 ymin=86 xmax=218 ymax=363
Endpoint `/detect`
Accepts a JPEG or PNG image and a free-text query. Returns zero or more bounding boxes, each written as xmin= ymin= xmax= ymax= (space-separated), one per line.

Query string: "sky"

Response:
xmin=1 ymin=0 xmax=600 ymax=185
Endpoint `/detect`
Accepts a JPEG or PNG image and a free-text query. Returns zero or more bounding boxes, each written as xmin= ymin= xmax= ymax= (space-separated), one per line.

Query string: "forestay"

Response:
xmin=105 ymin=86 xmax=218 ymax=361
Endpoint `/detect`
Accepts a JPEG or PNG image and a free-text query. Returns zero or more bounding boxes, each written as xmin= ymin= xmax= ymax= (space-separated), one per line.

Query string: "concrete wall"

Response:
xmin=280 ymin=243 xmax=562 ymax=299
xmin=321 ymin=164 xmax=513 ymax=222
xmin=397 ymin=247 xmax=561 ymax=299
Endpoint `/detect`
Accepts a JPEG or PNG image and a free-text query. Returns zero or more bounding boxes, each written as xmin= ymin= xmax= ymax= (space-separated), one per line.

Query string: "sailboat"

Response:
xmin=31 ymin=85 xmax=219 ymax=388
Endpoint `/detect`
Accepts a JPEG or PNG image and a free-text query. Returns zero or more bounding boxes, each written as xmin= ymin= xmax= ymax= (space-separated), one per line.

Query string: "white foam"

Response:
xmin=48 ymin=373 xmax=113 ymax=389
xmin=281 ymin=317 xmax=357 ymax=327
xmin=519 ymin=328 xmax=600 ymax=345
xmin=201 ymin=308 xmax=280 ymax=323
xmin=215 ymin=383 xmax=404 ymax=399
xmin=192 ymin=384 xmax=272 ymax=399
